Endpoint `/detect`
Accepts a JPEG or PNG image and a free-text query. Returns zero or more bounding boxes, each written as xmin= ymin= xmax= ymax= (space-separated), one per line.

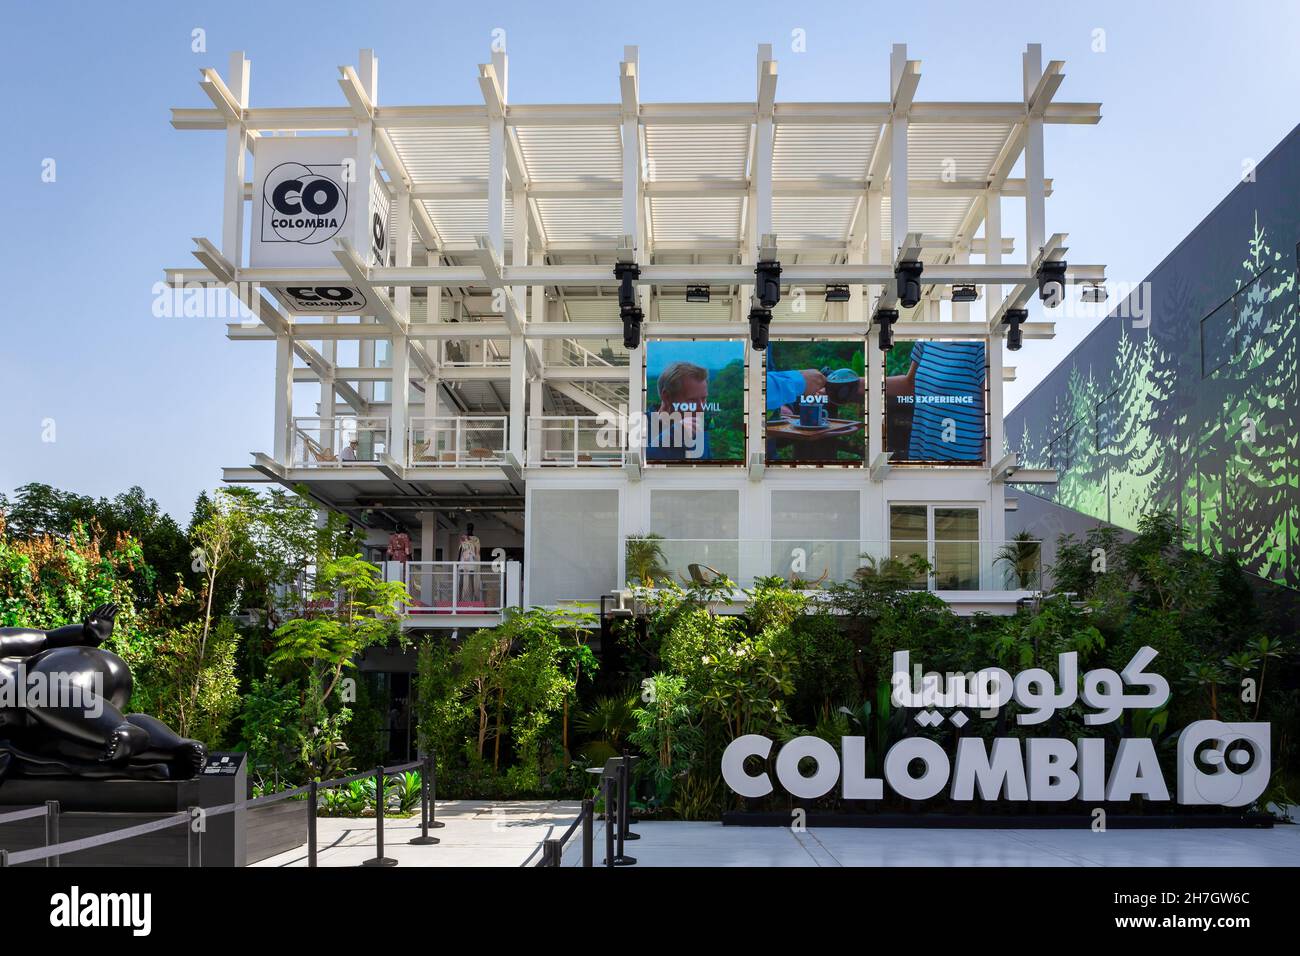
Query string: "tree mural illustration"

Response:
xmin=1012 ymin=213 xmax=1297 ymax=591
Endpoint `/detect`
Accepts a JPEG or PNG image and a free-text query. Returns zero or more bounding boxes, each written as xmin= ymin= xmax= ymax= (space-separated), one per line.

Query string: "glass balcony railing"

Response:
xmin=291 ymin=417 xmax=390 ymax=467
xmin=408 ymin=416 xmax=508 ymax=466
xmin=404 ymin=561 xmax=505 ymax=614
xmin=527 ymin=416 xmax=627 ymax=466
xmin=622 ymin=538 xmax=1043 ymax=592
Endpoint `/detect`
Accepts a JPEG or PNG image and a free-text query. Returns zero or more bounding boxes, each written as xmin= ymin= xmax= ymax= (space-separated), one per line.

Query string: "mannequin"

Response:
xmin=457 ymin=522 xmax=481 ymax=603
xmin=386 ymin=525 xmax=412 ymax=564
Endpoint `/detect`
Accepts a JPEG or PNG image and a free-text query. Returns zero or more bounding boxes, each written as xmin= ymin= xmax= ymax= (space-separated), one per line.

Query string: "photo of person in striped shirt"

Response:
xmin=885 ymin=340 xmax=987 ymax=462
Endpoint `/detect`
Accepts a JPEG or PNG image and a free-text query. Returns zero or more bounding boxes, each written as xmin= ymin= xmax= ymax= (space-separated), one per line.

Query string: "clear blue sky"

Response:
xmin=3 ymin=0 xmax=1298 ymax=520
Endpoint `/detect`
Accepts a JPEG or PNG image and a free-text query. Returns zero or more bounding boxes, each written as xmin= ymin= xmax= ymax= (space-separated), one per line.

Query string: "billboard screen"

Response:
xmin=644 ymin=340 xmax=745 ymax=462
xmin=885 ymin=340 xmax=987 ymax=463
xmin=764 ymin=341 xmax=866 ymax=463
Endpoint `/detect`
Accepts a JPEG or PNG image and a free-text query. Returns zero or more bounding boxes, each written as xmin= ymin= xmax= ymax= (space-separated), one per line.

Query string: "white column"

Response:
xmin=866 ymin=190 xmax=884 ymax=465
xmin=390 ymin=186 xmax=412 ymax=464
xmin=889 ymin=45 xmax=909 ymax=261
xmin=273 ymin=333 xmax=294 ymax=462
xmin=509 ymin=335 xmax=526 ymax=459
xmin=417 ymin=510 xmax=435 ymax=605
xmin=1023 ymin=44 xmax=1046 ymax=262
xmin=221 ymin=52 xmax=249 ymax=266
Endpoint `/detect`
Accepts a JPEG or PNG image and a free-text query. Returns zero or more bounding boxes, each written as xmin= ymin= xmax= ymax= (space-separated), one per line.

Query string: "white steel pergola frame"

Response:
xmin=168 ymin=40 xmax=1094 ymax=487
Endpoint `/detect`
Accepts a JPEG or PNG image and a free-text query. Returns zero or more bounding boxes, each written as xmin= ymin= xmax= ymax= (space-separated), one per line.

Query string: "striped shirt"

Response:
xmin=907 ymin=341 xmax=986 ymax=461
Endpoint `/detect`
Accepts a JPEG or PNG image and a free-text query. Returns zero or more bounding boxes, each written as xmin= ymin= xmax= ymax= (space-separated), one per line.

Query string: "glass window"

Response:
xmin=650 ymin=489 xmax=740 ymax=582
xmin=933 ymin=508 xmax=979 ymax=590
xmin=888 ymin=504 xmax=980 ymax=591
xmin=770 ymin=490 xmax=861 ymax=581
xmin=888 ymin=505 xmax=929 ymax=589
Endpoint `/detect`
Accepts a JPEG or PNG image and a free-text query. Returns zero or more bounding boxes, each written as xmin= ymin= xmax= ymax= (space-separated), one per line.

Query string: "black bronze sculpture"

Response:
xmin=0 ymin=604 xmax=206 ymax=781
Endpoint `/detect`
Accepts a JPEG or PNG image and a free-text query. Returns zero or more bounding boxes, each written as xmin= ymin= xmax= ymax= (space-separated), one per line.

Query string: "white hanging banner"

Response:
xmin=251 ymin=136 xmax=356 ymax=268
xmin=251 ymin=136 xmax=391 ymax=315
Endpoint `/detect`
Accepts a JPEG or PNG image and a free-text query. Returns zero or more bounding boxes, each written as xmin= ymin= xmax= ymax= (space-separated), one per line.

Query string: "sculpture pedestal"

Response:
xmin=0 ymin=755 xmax=252 ymax=866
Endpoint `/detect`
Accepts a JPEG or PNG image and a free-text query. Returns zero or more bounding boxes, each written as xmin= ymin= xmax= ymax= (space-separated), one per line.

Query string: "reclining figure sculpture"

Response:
xmin=0 ymin=604 xmax=206 ymax=781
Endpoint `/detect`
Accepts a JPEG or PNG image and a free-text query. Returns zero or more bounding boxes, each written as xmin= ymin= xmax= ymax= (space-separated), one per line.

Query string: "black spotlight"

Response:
xmin=951 ymin=284 xmax=978 ymax=303
xmin=755 ymin=259 xmax=783 ymax=309
xmin=686 ymin=284 xmax=710 ymax=303
xmin=614 ymin=261 xmax=644 ymax=348
xmin=824 ymin=283 xmax=850 ymax=303
xmin=622 ymin=305 xmax=644 ymax=349
xmin=895 ymin=259 xmax=923 ymax=308
xmin=874 ymin=308 xmax=899 ymax=352
xmin=748 ymin=305 xmax=772 ymax=350
xmin=1037 ymin=260 xmax=1068 ymax=307
xmin=1003 ymin=307 xmax=1028 ymax=351
xmin=614 ymin=261 xmax=640 ymax=309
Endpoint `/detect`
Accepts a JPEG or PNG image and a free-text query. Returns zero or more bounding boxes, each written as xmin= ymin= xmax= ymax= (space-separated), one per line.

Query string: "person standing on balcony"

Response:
xmin=342 ymin=438 xmax=359 ymax=461
xmin=457 ymin=523 xmax=481 ymax=603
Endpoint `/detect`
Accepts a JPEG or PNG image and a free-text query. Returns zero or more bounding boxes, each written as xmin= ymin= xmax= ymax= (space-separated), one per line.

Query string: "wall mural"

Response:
xmin=1007 ymin=128 xmax=1300 ymax=590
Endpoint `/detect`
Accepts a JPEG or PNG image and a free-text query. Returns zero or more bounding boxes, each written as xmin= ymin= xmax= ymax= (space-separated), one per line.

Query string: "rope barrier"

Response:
xmin=0 ymin=806 xmax=48 ymax=825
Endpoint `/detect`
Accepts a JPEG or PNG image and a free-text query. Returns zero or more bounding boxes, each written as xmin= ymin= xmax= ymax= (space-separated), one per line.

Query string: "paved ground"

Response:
xmin=253 ymin=800 xmax=1299 ymax=867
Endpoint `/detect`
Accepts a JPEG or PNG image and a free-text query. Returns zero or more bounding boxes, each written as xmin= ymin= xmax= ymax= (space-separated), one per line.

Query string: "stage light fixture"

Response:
xmin=1037 ymin=260 xmax=1068 ymax=307
xmin=1081 ymin=283 xmax=1108 ymax=304
xmin=748 ymin=305 xmax=772 ymax=350
xmin=1003 ymin=307 xmax=1028 ymax=351
xmin=622 ymin=306 xmax=644 ymax=349
xmin=895 ymin=260 xmax=923 ymax=308
xmin=755 ymin=259 xmax=783 ymax=309
xmin=874 ymin=308 xmax=899 ymax=352
xmin=614 ymin=261 xmax=641 ymax=310
xmin=824 ymin=284 xmax=850 ymax=303
xmin=951 ymin=284 xmax=978 ymax=303
xmin=613 ymin=260 xmax=645 ymax=347
xmin=686 ymin=285 xmax=710 ymax=303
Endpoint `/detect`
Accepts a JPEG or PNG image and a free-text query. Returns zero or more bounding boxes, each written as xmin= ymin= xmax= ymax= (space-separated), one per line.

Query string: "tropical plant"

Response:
xmin=995 ymin=531 xmax=1042 ymax=589
xmin=625 ymin=533 xmax=670 ymax=588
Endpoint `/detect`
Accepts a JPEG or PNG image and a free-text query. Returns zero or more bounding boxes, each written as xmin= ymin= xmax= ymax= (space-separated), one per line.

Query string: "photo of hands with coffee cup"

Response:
xmin=764 ymin=342 xmax=866 ymax=462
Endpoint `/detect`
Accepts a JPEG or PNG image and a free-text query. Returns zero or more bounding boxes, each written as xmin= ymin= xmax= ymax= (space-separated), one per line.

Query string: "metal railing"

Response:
xmin=624 ymin=538 xmax=1044 ymax=593
xmin=438 ymin=338 xmax=510 ymax=367
xmin=527 ymin=416 xmax=627 ymax=467
xmin=405 ymin=561 xmax=505 ymax=614
xmin=408 ymin=416 xmax=508 ymax=466
xmin=291 ymin=416 xmax=390 ymax=467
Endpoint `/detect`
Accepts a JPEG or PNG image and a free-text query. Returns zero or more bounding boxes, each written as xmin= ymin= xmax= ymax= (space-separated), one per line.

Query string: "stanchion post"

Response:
xmin=308 ymin=779 xmax=319 ymax=868
xmin=543 ymin=837 xmax=562 ymax=867
xmin=186 ymin=807 xmax=202 ymax=868
xmin=602 ymin=775 xmax=615 ymax=867
xmin=410 ymin=753 xmax=439 ymax=845
xmin=45 ymin=800 xmax=61 ymax=868
xmin=362 ymin=767 xmax=398 ymax=867
xmin=581 ymin=797 xmax=594 ymax=867
xmin=620 ymin=748 xmax=640 ymax=841
xmin=429 ymin=750 xmax=445 ymax=829
xmin=0 ymin=849 xmax=7 ymax=868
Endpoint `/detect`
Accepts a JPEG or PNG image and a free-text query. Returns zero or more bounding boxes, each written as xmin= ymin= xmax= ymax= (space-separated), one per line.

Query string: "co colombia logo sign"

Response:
xmin=261 ymin=161 xmax=348 ymax=246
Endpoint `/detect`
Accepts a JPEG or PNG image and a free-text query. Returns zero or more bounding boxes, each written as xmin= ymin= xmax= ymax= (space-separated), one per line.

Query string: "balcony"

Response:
xmin=408 ymin=416 xmax=508 ymax=467
xmin=290 ymin=417 xmax=390 ymax=467
xmin=623 ymin=538 xmax=1043 ymax=612
xmin=527 ymin=416 xmax=626 ymax=467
